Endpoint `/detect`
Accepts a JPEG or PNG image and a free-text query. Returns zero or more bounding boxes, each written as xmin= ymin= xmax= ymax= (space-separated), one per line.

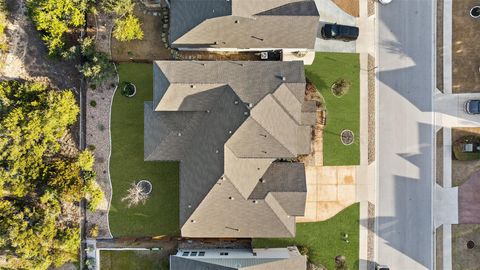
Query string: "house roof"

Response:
xmin=169 ymin=0 xmax=320 ymax=49
xmin=170 ymin=247 xmax=307 ymax=270
xmin=145 ymin=61 xmax=314 ymax=238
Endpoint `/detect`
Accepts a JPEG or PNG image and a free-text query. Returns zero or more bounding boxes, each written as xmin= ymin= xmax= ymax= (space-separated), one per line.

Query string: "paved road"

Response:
xmin=377 ymin=0 xmax=434 ymax=269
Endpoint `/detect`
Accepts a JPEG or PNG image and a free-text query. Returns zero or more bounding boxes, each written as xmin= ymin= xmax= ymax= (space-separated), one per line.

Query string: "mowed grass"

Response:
xmin=253 ymin=203 xmax=359 ymax=270
xmin=305 ymin=52 xmax=360 ymax=165
xmin=100 ymin=250 xmax=169 ymax=270
xmin=109 ymin=63 xmax=179 ymax=237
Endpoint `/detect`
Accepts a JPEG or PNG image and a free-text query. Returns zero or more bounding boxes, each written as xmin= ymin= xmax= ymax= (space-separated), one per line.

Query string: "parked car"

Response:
xmin=378 ymin=0 xmax=392 ymax=4
xmin=465 ymin=100 xmax=480 ymax=114
xmin=321 ymin=23 xmax=359 ymax=42
xmin=376 ymin=266 xmax=390 ymax=270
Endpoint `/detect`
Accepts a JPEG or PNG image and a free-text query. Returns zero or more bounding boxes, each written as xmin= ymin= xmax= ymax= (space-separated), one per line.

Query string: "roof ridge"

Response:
xmin=264 ymin=193 xmax=295 ymax=236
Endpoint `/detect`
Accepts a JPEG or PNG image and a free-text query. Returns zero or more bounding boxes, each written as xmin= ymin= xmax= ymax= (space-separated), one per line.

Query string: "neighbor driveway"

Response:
xmin=314 ymin=0 xmax=356 ymax=53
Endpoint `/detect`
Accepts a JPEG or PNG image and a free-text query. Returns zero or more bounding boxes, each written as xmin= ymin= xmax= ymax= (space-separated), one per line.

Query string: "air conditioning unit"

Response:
xmin=260 ymin=51 xmax=268 ymax=60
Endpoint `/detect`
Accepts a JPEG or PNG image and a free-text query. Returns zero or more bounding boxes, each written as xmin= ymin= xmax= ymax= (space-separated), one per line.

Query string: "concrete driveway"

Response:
xmin=314 ymin=0 xmax=356 ymax=53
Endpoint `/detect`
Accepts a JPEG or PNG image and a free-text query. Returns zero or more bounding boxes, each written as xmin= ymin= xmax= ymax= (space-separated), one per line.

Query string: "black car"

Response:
xmin=465 ymin=100 xmax=480 ymax=114
xmin=321 ymin=23 xmax=359 ymax=41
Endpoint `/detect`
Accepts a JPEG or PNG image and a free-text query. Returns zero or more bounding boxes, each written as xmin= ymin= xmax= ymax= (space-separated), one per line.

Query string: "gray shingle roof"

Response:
xmin=145 ymin=61 xmax=314 ymax=238
xmin=169 ymin=0 xmax=320 ymax=49
xmin=170 ymin=247 xmax=307 ymax=270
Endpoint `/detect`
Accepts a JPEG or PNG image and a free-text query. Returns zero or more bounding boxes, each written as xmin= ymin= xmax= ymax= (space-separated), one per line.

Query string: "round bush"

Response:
xmin=340 ymin=129 xmax=354 ymax=145
xmin=137 ymin=180 xmax=153 ymax=194
xmin=90 ymin=100 xmax=97 ymax=107
xmin=122 ymin=82 xmax=136 ymax=97
xmin=331 ymin=78 xmax=351 ymax=97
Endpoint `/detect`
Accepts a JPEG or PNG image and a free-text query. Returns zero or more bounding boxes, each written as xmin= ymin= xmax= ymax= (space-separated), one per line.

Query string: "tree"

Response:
xmin=102 ymin=0 xmax=134 ymax=16
xmin=113 ymin=14 xmax=144 ymax=42
xmin=77 ymin=37 xmax=115 ymax=85
xmin=0 ymin=80 xmax=103 ymax=269
xmin=78 ymin=150 xmax=95 ymax=171
xmin=103 ymin=0 xmax=144 ymax=42
xmin=122 ymin=182 xmax=150 ymax=208
xmin=26 ymin=0 xmax=88 ymax=55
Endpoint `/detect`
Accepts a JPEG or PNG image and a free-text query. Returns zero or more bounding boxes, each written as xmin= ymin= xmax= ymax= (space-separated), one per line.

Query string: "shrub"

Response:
xmin=122 ymin=82 xmax=136 ymax=97
xmin=87 ymin=145 xmax=96 ymax=151
xmin=113 ymin=14 xmax=144 ymax=42
xmin=331 ymin=78 xmax=351 ymax=97
xmin=90 ymin=100 xmax=97 ymax=107
xmin=78 ymin=150 xmax=94 ymax=171
xmin=89 ymin=224 xmax=99 ymax=238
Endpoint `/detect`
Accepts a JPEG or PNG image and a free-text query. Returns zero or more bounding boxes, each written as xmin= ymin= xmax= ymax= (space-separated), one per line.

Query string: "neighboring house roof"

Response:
xmin=169 ymin=0 xmax=320 ymax=49
xmin=145 ymin=61 xmax=315 ymax=238
xmin=170 ymin=247 xmax=307 ymax=270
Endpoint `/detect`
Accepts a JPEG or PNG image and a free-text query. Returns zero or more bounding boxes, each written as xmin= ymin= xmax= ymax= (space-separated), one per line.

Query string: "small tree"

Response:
xmin=121 ymin=182 xmax=150 ymax=208
xmin=335 ymin=255 xmax=348 ymax=270
xmin=113 ymin=14 xmax=144 ymax=42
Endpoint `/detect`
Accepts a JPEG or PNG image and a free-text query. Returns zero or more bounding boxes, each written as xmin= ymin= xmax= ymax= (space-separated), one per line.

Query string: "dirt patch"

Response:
xmin=2 ymin=0 xmax=82 ymax=91
xmin=332 ymin=0 xmax=359 ymax=17
xmin=436 ymin=0 xmax=443 ymax=92
xmin=452 ymin=0 xmax=480 ymax=93
xmin=367 ymin=0 xmax=375 ymax=17
xmin=458 ymin=171 xmax=480 ymax=223
xmin=436 ymin=225 xmax=443 ymax=270
xmin=451 ymin=127 xmax=480 ymax=186
xmin=179 ymin=51 xmax=266 ymax=61
xmin=368 ymin=54 xmax=375 ymax=164
xmin=436 ymin=128 xmax=444 ymax=186
xmin=111 ymin=5 xmax=171 ymax=61
xmin=452 ymin=224 xmax=480 ymax=269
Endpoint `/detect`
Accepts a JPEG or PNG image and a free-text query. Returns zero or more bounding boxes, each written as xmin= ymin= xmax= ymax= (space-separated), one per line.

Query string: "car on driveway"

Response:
xmin=465 ymin=100 xmax=480 ymax=114
xmin=321 ymin=23 xmax=359 ymax=42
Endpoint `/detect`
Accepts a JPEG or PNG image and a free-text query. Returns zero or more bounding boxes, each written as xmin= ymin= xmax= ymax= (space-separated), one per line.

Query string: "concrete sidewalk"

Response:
xmin=356 ymin=0 xmax=377 ymax=268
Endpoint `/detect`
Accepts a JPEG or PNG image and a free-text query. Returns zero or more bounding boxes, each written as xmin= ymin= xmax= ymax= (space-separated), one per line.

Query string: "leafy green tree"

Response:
xmin=78 ymin=150 xmax=95 ymax=171
xmin=103 ymin=0 xmax=144 ymax=42
xmin=26 ymin=0 xmax=88 ymax=55
xmin=113 ymin=14 xmax=144 ymax=42
xmin=102 ymin=0 xmax=134 ymax=16
xmin=0 ymin=81 xmax=103 ymax=269
xmin=77 ymin=36 xmax=115 ymax=85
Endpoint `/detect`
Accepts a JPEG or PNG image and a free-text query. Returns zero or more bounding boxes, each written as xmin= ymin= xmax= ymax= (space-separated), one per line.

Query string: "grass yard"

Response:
xmin=452 ymin=224 xmax=480 ymax=270
xmin=109 ymin=63 xmax=179 ymax=237
xmin=100 ymin=250 xmax=169 ymax=270
xmin=306 ymin=52 xmax=360 ymax=166
xmin=253 ymin=203 xmax=360 ymax=270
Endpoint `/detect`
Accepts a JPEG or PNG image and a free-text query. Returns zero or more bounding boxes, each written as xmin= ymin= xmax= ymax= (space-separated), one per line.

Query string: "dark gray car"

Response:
xmin=321 ymin=23 xmax=359 ymax=41
xmin=465 ymin=100 xmax=480 ymax=114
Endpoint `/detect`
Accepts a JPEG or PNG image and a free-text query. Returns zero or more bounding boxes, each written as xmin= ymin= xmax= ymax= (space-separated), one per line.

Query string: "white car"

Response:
xmin=378 ymin=0 xmax=392 ymax=4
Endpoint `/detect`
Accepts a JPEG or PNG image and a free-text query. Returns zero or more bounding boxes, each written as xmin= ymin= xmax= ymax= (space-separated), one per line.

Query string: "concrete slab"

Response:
xmin=434 ymin=184 xmax=458 ymax=227
xmin=318 ymin=185 xmax=338 ymax=201
xmin=317 ymin=166 xmax=338 ymax=184
xmin=337 ymin=166 xmax=356 ymax=185
xmin=338 ymin=185 xmax=356 ymax=206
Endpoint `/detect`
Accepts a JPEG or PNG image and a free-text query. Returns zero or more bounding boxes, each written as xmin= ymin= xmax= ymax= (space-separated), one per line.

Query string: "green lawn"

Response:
xmin=253 ymin=203 xmax=360 ymax=270
xmin=109 ymin=63 xmax=179 ymax=237
xmin=100 ymin=250 xmax=169 ymax=270
xmin=305 ymin=52 xmax=360 ymax=165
